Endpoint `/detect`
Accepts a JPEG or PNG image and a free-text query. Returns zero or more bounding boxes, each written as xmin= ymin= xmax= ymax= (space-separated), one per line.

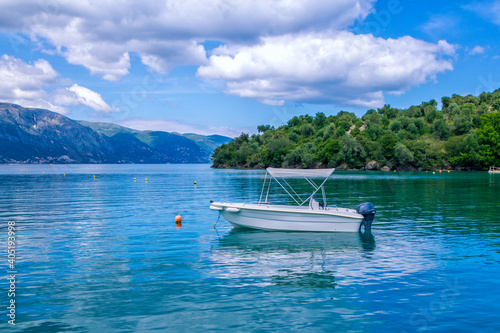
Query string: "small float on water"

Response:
xmin=210 ymin=168 xmax=375 ymax=232
xmin=488 ymin=166 xmax=500 ymax=174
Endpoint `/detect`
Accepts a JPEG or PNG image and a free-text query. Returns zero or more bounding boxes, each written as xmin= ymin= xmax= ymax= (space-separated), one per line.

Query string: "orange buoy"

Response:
xmin=175 ymin=214 xmax=182 ymax=223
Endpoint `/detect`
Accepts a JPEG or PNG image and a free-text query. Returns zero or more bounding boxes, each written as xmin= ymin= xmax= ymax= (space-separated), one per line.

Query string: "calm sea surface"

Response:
xmin=0 ymin=164 xmax=499 ymax=332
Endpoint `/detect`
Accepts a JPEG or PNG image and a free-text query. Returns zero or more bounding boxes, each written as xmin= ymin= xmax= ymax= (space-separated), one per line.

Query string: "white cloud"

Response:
xmin=420 ymin=14 xmax=460 ymax=38
xmin=0 ymin=54 xmax=113 ymax=113
xmin=198 ymin=32 xmax=455 ymax=108
xmin=0 ymin=55 xmax=58 ymax=93
xmin=119 ymin=119 xmax=252 ymax=138
xmin=0 ymin=0 xmax=375 ymax=81
xmin=469 ymin=45 xmax=486 ymax=55
xmin=0 ymin=54 xmax=63 ymax=110
xmin=0 ymin=1 xmax=459 ymax=109
xmin=464 ymin=1 xmax=500 ymax=25
xmin=52 ymin=84 xmax=114 ymax=112
xmin=260 ymin=99 xmax=286 ymax=106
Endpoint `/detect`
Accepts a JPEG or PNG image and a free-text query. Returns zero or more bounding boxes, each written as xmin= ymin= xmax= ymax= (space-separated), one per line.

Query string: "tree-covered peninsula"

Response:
xmin=212 ymin=90 xmax=500 ymax=171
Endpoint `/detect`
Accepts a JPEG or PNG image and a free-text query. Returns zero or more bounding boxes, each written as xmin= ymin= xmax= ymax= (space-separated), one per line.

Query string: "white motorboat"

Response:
xmin=210 ymin=168 xmax=375 ymax=232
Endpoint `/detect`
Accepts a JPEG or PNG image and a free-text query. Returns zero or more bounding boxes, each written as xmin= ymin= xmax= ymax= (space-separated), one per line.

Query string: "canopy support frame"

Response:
xmin=261 ymin=170 xmax=333 ymax=207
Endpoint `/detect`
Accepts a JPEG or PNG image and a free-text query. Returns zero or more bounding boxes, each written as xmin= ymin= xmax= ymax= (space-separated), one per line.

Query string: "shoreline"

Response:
xmin=0 ymin=162 xmax=487 ymax=172
xmin=210 ymin=164 xmax=485 ymax=172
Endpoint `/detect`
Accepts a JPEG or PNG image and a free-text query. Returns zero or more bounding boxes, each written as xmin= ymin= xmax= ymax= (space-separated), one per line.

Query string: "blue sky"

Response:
xmin=0 ymin=0 xmax=499 ymax=137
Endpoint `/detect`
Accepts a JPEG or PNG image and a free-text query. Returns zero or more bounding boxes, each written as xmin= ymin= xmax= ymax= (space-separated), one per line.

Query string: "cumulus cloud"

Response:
xmin=198 ymin=32 xmax=455 ymax=107
xmin=0 ymin=55 xmax=113 ymax=113
xmin=0 ymin=1 xmax=458 ymax=109
xmin=0 ymin=54 xmax=62 ymax=109
xmin=52 ymin=84 xmax=114 ymax=112
xmin=0 ymin=0 xmax=374 ymax=81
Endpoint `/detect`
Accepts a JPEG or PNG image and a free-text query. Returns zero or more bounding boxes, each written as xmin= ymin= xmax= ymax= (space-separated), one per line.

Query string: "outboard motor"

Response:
xmin=356 ymin=202 xmax=376 ymax=231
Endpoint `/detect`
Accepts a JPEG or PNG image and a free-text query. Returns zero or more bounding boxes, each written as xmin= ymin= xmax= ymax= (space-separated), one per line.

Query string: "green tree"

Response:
xmin=449 ymin=132 xmax=482 ymax=168
xmin=406 ymin=106 xmax=423 ymax=118
xmin=424 ymin=105 xmax=437 ymax=123
xmin=335 ymin=135 xmax=367 ymax=168
xmin=394 ymin=142 xmax=415 ymax=166
xmin=257 ymin=125 xmax=273 ymax=133
xmin=378 ymin=104 xmax=399 ymax=119
xmin=288 ymin=132 xmax=299 ymax=142
xmin=284 ymin=143 xmax=317 ymax=168
xmin=406 ymin=121 xmax=419 ymax=135
xmin=323 ymin=123 xmax=336 ymax=139
xmin=477 ymin=112 xmax=500 ymax=167
xmin=261 ymin=137 xmax=290 ymax=167
xmin=389 ymin=120 xmax=402 ymax=133
xmin=367 ymin=123 xmax=384 ymax=140
xmin=315 ymin=138 xmax=340 ymax=165
xmin=287 ymin=117 xmax=300 ymax=127
xmin=414 ymin=118 xmax=426 ymax=134
xmin=451 ymin=115 xmax=472 ymax=135
xmin=433 ymin=119 xmax=451 ymax=140
xmin=362 ymin=109 xmax=382 ymax=124
xmin=448 ymin=103 xmax=460 ymax=116
xmin=314 ymin=112 xmax=326 ymax=129
xmin=473 ymin=103 xmax=489 ymax=127
xmin=442 ymin=96 xmax=451 ymax=110
xmin=300 ymin=124 xmax=315 ymax=137
xmin=379 ymin=133 xmax=398 ymax=159
xmin=459 ymin=103 xmax=476 ymax=118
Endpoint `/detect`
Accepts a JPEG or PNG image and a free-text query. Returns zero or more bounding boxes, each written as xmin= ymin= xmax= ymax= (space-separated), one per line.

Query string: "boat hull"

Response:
xmin=211 ymin=203 xmax=364 ymax=232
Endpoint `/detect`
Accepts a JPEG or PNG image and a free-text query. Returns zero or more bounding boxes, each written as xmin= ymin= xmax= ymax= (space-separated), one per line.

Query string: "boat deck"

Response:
xmin=210 ymin=202 xmax=361 ymax=218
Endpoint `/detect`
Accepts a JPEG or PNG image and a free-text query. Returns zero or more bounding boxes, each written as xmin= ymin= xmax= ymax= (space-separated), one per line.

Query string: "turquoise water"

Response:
xmin=0 ymin=164 xmax=499 ymax=332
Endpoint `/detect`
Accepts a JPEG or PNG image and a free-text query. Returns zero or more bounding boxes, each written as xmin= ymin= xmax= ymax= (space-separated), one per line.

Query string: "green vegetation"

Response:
xmin=211 ymin=89 xmax=500 ymax=170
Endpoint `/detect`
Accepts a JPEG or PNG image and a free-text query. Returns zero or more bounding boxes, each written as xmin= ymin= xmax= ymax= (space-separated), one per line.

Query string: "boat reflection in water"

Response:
xmin=218 ymin=229 xmax=375 ymax=253
xmin=209 ymin=229 xmax=376 ymax=290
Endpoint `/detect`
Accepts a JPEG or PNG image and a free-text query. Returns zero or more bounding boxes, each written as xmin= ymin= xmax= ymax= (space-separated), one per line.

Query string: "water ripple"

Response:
xmin=0 ymin=165 xmax=498 ymax=332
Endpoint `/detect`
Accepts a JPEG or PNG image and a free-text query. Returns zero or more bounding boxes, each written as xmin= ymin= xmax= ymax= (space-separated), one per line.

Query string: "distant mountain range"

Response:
xmin=0 ymin=103 xmax=231 ymax=164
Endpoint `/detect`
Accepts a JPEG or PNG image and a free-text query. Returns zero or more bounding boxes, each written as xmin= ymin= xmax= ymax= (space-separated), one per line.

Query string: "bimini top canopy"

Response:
xmin=260 ymin=168 xmax=335 ymax=206
xmin=266 ymin=167 xmax=335 ymax=179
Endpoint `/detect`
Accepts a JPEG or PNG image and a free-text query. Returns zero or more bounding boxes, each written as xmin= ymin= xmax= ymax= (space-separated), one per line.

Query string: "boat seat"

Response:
xmin=309 ymin=198 xmax=321 ymax=210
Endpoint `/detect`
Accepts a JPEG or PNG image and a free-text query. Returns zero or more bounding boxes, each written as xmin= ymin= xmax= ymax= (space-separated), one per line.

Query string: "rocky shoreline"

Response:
xmin=211 ymin=160 xmax=481 ymax=171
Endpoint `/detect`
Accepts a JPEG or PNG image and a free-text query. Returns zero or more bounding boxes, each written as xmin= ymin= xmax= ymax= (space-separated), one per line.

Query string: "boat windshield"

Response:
xmin=259 ymin=168 xmax=335 ymax=207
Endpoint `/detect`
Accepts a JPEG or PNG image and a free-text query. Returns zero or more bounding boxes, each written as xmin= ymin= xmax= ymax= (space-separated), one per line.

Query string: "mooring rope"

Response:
xmin=213 ymin=213 xmax=221 ymax=229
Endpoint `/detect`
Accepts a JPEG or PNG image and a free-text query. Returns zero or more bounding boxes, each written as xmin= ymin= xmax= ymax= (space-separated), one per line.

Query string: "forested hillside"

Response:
xmin=212 ymin=89 xmax=500 ymax=170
